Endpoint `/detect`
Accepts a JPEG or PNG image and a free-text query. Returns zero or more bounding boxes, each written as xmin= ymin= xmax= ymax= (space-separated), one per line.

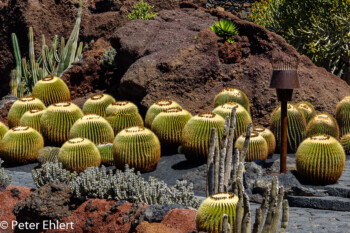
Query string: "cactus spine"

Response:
xmin=151 ymin=107 xmax=192 ymax=150
xmin=235 ymin=132 xmax=268 ymax=162
xmin=296 ymin=134 xmax=346 ymax=184
xmin=58 ymin=137 xmax=101 ymax=173
xmin=145 ymin=99 xmax=181 ymax=128
xmin=336 ymin=96 xmax=350 ymax=137
xmin=32 ymin=75 xmax=71 ymax=106
xmin=106 ymin=101 xmax=139 ymax=115
xmin=306 ymin=113 xmax=340 ymax=139
xmin=40 ymin=102 xmax=84 ymax=146
xmin=69 ymin=114 xmax=114 ymax=145
xmin=0 ymin=122 xmax=9 ymax=142
xmin=8 ymin=96 xmax=46 ymax=128
xmin=182 ymin=113 xmax=225 ymax=163
xmin=20 ymin=109 xmax=46 ymax=134
xmin=113 ymin=126 xmax=161 ymax=172
xmin=83 ymin=94 xmax=116 ymax=117
xmin=97 ymin=142 xmax=114 ymax=166
xmin=296 ymin=101 xmax=316 ymax=124
xmin=0 ymin=126 xmax=44 ymax=164
xmin=214 ymin=87 xmax=250 ymax=113
xmin=253 ymin=126 xmax=276 ymax=156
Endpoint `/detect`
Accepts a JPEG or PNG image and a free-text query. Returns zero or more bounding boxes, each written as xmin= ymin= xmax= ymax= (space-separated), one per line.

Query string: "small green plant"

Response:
xmin=210 ymin=20 xmax=239 ymax=43
xmin=0 ymin=158 xmax=12 ymax=192
xmin=128 ymin=0 xmax=157 ymax=20
xmin=101 ymin=47 xmax=117 ymax=68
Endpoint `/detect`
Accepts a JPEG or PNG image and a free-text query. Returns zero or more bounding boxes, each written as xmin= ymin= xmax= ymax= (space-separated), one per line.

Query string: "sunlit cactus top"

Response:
xmin=106 ymin=101 xmax=139 ymax=115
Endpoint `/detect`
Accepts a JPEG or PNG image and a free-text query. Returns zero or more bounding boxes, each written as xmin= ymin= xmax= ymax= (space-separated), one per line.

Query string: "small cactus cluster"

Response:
xmin=214 ymin=87 xmax=250 ymax=113
xmin=145 ymin=99 xmax=181 ymax=128
xmin=306 ymin=113 xmax=339 ymax=139
xmin=336 ymin=96 xmax=350 ymax=137
xmin=296 ymin=101 xmax=316 ymax=123
xmin=83 ymin=93 xmax=116 ymax=117
xmin=37 ymin=147 xmax=60 ymax=165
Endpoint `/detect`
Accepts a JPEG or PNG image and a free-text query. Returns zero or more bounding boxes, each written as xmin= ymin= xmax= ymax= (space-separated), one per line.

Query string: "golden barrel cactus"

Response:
xmin=32 ymin=75 xmax=70 ymax=106
xmin=0 ymin=126 xmax=44 ymax=164
xmin=336 ymin=96 xmax=350 ymax=137
xmin=341 ymin=133 xmax=350 ymax=154
xmin=58 ymin=137 xmax=101 ymax=173
xmin=296 ymin=134 xmax=346 ymax=185
xmin=106 ymin=101 xmax=139 ymax=115
xmin=8 ymin=96 xmax=46 ymax=128
xmin=37 ymin=147 xmax=60 ymax=165
xmin=296 ymin=101 xmax=316 ymax=124
xmin=196 ymin=193 xmax=239 ymax=233
xmin=106 ymin=112 xmax=144 ymax=135
xmin=40 ymin=102 xmax=84 ymax=146
xmin=235 ymin=132 xmax=268 ymax=162
xmin=145 ymin=99 xmax=181 ymax=128
xmin=69 ymin=114 xmax=114 ymax=145
xmin=113 ymin=126 xmax=161 ymax=172
xmin=0 ymin=122 xmax=8 ymax=142
xmin=253 ymin=126 xmax=276 ymax=156
xmin=306 ymin=113 xmax=339 ymax=139
xmin=20 ymin=109 xmax=46 ymax=134
xmin=97 ymin=142 xmax=114 ymax=166
xmin=83 ymin=93 xmax=116 ymax=117
xmin=214 ymin=87 xmax=250 ymax=113
xmin=182 ymin=113 xmax=225 ymax=163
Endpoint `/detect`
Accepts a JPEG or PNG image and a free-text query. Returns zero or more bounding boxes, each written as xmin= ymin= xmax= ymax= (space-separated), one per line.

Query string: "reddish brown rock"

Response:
xmin=161 ymin=208 xmax=198 ymax=233
xmin=135 ymin=221 xmax=177 ymax=233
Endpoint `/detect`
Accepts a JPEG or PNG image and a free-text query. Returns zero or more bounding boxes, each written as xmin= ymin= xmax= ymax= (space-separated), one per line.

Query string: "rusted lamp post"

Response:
xmin=270 ymin=57 xmax=300 ymax=174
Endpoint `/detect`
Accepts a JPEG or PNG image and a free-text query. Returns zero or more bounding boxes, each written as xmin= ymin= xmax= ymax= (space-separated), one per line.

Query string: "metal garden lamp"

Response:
xmin=269 ymin=57 xmax=300 ymax=174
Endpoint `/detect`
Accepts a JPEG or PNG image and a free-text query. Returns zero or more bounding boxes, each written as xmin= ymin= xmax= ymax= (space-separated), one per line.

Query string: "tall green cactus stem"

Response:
xmin=106 ymin=101 xmax=139 ymax=115
xmin=296 ymin=134 xmax=346 ymax=184
xmin=32 ymin=75 xmax=71 ymax=106
xmin=20 ymin=109 xmax=46 ymax=134
xmin=8 ymin=96 xmax=46 ymax=128
xmin=37 ymin=147 xmax=60 ymax=165
xmin=253 ymin=126 xmax=276 ymax=156
xmin=113 ymin=126 xmax=161 ymax=172
xmin=69 ymin=114 xmax=114 ymax=145
xmin=40 ymin=102 xmax=84 ymax=146
xmin=214 ymin=87 xmax=250 ymax=114
xmin=296 ymin=101 xmax=316 ymax=124
xmin=83 ymin=94 xmax=116 ymax=117
xmin=213 ymin=102 xmax=252 ymax=141
xmin=182 ymin=112 xmax=225 ymax=163
xmin=151 ymin=107 xmax=192 ymax=151
xmin=97 ymin=142 xmax=114 ymax=166
xmin=0 ymin=126 xmax=44 ymax=164
xmin=58 ymin=137 xmax=101 ymax=173
xmin=0 ymin=122 xmax=9 ymax=142
xmin=336 ymin=96 xmax=350 ymax=137
xmin=106 ymin=112 xmax=144 ymax=135
xmin=145 ymin=99 xmax=181 ymax=128
xmin=340 ymin=133 xmax=350 ymax=154
xmin=306 ymin=113 xmax=340 ymax=139
xmin=235 ymin=132 xmax=268 ymax=162
xmin=196 ymin=192 xmax=239 ymax=233
xmin=270 ymin=103 xmax=306 ymax=153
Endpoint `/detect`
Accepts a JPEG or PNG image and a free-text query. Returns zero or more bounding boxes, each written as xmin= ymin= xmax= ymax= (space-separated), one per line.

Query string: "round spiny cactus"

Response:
xmin=296 ymin=134 xmax=346 ymax=185
xmin=20 ymin=109 xmax=46 ymax=134
xmin=8 ymin=96 xmax=46 ymax=128
xmin=336 ymin=96 xmax=350 ymax=137
xmin=182 ymin=112 xmax=225 ymax=163
xmin=151 ymin=107 xmax=192 ymax=151
xmin=40 ymin=102 xmax=84 ymax=146
xmin=270 ymin=103 xmax=306 ymax=153
xmin=106 ymin=112 xmax=144 ymax=135
xmin=214 ymin=87 xmax=250 ymax=113
xmin=340 ymin=133 xmax=350 ymax=154
xmin=253 ymin=126 xmax=276 ymax=155
xmin=113 ymin=126 xmax=161 ymax=172
xmin=145 ymin=99 xmax=181 ymax=128
xmin=37 ymin=147 xmax=60 ymax=165
xmin=196 ymin=192 xmax=239 ymax=233
xmin=213 ymin=102 xmax=252 ymax=141
xmin=32 ymin=75 xmax=70 ymax=106
xmin=0 ymin=122 xmax=8 ymax=142
xmin=306 ymin=113 xmax=340 ymax=139
xmin=69 ymin=114 xmax=114 ymax=145
xmin=82 ymin=93 xmax=116 ymax=117
xmin=97 ymin=142 xmax=114 ymax=166
xmin=296 ymin=101 xmax=316 ymax=124
xmin=0 ymin=126 xmax=44 ymax=164
xmin=106 ymin=101 xmax=139 ymax=116
xmin=235 ymin=132 xmax=268 ymax=162
xmin=58 ymin=137 xmax=101 ymax=173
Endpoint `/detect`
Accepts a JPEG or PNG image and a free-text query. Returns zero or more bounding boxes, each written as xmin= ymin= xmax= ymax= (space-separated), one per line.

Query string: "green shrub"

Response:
xmin=128 ymin=0 xmax=157 ymax=20
xmin=210 ymin=20 xmax=239 ymax=43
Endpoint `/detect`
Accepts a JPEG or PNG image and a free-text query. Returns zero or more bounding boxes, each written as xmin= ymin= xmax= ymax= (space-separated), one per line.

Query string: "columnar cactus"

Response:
xmin=196 ymin=192 xmax=239 ymax=233
xmin=82 ymin=93 xmax=116 ymax=117
xmin=69 ymin=114 xmax=114 ymax=144
xmin=213 ymin=102 xmax=252 ymax=141
xmin=20 ymin=109 xmax=46 ymax=134
xmin=296 ymin=134 xmax=346 ymax=185
xmin=106 ymin=101 xmax=139 ymax=115
xmin=235 ymin=132 xmax=268 ymax=162
xmin=0 ymin=126 xmax=44 ymax=164
xmin=0 ymin=122 xmax=8 ymax=142
xmin=32 ymin=75 xmax=71 ymax=106
xmin=336 ymin=96 xmax=350 ymax=137
xmin=145 ymin=99 xmax=181 ymax=128
xmin=270 ymin=103 xmax=306 ymax=153
xmin=113 ymin=126 xmax=161 ymax=172
xmin=182 ymin=113 xmax=225 ymax=163
xmin=8 ymin=96 xmax=46 ymax=128
xmin=58 ymin=137 xmax=101 ymax=173
xmin=340 ymin=133 xmax=350 ymax=154
xmin=97 ymin=142 xmax=114 ymax=166
xmin=296 ymin=101 xmax=316 ymax=124
xmin=40 ymin=102 xmax=84 ymax=146
xmin=253 ymin=126 xmax=276 ymax=156
xmin=214 ymin=87 xmax=250 ymax=113
xmin=306 ymin=113 xmax=340 ymax=139
xmin=151 ymin=107 xmax=192 ymax=151
xmin=106 ymin=112 xmax=144 ymax=135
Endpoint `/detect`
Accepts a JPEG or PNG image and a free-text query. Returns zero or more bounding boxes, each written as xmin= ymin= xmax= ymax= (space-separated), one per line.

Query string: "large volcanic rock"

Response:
xmin=111 ymin=4 xmax=350 ymax=126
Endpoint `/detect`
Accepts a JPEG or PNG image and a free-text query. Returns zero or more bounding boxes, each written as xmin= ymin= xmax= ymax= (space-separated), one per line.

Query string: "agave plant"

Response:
xmin=209 ymin=19 xmax=239 ymax=43
xmin=10 ymin=0 xmax=84 ymax=97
